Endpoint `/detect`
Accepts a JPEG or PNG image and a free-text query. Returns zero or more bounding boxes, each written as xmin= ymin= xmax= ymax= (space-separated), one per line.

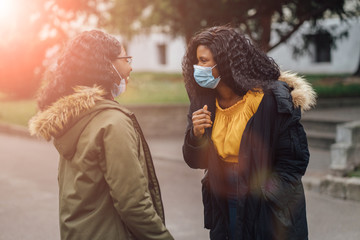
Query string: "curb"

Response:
xmin=303 ymin=175 xmax=360 ymax=202
xmin=316 ymin=97 xmax=360 ymax=109
xmin=0 ymin=122 xmax=34 ymax=139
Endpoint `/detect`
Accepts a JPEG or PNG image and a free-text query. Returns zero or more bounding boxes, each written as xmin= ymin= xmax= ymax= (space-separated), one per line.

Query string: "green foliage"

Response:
xmin=305 ymin=74 xmax=350 ymax=82
xmin=314 ymin=84 xmax=360 ymax=98
xmin=106 ymin=0 xmax=358 ymax=51
xmin=347 ymin=168 xmax=360 ymax=178
xmin=305 ymin=74 xmax=360 ymax=98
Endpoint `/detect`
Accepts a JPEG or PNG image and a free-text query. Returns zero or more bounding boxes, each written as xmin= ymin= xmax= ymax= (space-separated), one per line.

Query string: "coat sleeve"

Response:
xmin=262 ymin=107 xmax=309 ymax=208
xmin=182 ymin=107 xmax=210 ymax=169
xmin=101 ymin=113 xmax=173 ymax=240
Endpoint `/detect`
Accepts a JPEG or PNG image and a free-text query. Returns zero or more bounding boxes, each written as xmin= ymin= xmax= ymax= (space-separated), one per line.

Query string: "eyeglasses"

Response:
xmin=116 ymin=56 xmax=132 ymax=64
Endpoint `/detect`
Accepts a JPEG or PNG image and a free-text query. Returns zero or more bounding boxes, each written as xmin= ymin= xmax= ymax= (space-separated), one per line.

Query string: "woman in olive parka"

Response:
xmin=29 ymin=30 xmax=173 ymax=240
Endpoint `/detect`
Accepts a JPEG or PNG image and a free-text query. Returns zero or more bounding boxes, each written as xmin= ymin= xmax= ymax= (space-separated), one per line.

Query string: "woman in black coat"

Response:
xmin=182 ymin=26 xmax=316 ymax=240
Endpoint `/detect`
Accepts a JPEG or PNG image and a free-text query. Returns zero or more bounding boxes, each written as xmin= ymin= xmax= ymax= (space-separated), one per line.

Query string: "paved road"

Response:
xmin=1 ymin=134 xmax=360 ymax=240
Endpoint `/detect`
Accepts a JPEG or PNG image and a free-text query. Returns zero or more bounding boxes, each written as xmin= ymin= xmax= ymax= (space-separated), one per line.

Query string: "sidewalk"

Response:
xmin=1 ymin=133 xmax=360 ymax=239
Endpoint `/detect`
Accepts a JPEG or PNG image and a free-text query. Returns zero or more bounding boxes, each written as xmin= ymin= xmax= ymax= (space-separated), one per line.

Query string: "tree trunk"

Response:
xmin=258 ymin=11 xmax=273 ymax=52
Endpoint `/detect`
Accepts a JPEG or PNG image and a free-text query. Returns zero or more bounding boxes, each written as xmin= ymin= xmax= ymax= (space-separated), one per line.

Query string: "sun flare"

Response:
xmin=0 ymin=0 xmax=21 ymax=40
xmin=0 ymin=0 xmax=18 ymax=21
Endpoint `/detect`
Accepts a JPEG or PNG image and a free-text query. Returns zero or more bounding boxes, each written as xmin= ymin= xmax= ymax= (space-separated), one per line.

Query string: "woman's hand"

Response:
xmin=192 ymin=105 xmax=212 ymax=137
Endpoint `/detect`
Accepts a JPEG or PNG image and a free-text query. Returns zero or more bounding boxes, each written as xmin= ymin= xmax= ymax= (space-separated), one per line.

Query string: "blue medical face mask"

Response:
xmin=111 ymin=64 xmax=126 ymax=98
xmin=193 ymin=64 xmax=221 ymax=89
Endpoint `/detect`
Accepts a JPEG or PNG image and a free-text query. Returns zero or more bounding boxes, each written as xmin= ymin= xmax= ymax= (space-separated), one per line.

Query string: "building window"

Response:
xmin=157 ymin=43 xmax=167 ymax=65
xmin=308 ymin=32 xmax=332 ymax=63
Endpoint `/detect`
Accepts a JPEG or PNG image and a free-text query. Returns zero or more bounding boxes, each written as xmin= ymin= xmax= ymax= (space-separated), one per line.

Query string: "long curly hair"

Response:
xmin=182 ymin=26 xmax=280 ymax=99
xmin=37 ymin=30 xmax=122 ymax=110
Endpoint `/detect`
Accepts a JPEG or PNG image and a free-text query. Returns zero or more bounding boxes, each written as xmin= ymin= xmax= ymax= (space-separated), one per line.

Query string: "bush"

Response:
xmin=304 ymin=74 xmax=360 ymax=98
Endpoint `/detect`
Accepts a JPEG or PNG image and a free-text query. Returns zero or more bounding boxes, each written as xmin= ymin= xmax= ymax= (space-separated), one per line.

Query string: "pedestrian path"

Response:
xmin=1 ymin=131 xmax=360 ymax=239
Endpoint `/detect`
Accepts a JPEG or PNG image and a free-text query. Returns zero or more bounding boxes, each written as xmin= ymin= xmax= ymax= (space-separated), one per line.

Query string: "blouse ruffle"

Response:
xmin=211 ymin=91 xmax=264 ymax=162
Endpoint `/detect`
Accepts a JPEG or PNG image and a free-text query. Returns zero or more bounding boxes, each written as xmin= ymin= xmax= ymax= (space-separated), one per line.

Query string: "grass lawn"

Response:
xmin=0 ymin=72 xmax=188 ymax=127
xmin=116 ymin=72 xmax=189 ymax=105
xmin=1 ymin=72 xmax=359 ymax=127
xmin=0 ymin=100 xmax=37 ymax=126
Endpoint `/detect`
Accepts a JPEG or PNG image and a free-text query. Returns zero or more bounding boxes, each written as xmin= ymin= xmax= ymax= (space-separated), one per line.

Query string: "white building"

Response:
xmin=269 ymin=17 xmax=360 ymax=74
xmin=127 ymin=17 xmax=360 ymax=75
xmin=127 ymin=32 xmax=186 ymax=72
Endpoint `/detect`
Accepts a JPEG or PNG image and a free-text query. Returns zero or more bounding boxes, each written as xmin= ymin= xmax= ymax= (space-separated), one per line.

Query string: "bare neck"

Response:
xmin=216 ymin=81 xmax=243 ymax=109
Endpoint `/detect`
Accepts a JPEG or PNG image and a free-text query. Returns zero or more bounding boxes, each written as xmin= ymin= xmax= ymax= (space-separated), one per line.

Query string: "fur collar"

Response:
xmin=279 ymin=71 xmax=317 ymax=111
xmin=29 ymin=85 xmax=107 ymax=141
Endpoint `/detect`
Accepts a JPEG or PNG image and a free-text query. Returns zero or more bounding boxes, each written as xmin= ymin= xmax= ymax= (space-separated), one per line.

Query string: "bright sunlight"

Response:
xmin=0 ymin=0 xmax=22 ymax=43
xmin=0 ymin=0 xmax=18 ymax=21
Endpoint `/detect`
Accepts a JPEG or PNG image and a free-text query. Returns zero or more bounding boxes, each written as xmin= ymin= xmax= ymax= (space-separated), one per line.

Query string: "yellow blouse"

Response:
xmin=211 ymin=91 xmax=264 ymax=163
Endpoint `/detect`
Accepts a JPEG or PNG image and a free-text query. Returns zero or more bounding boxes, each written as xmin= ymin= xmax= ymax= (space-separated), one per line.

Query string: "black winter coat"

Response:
xmin=183 ymin=81 xmax=309 ymax=240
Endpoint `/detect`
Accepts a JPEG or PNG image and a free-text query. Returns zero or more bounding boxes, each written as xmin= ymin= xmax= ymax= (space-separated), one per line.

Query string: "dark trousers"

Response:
xmin=222 ymin=161 xmax=239 ymax=240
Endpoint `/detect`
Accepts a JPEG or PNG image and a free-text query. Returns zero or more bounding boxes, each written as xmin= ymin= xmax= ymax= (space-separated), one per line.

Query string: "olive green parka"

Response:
xmin=29 ymin=86 xmax=173 ymax=240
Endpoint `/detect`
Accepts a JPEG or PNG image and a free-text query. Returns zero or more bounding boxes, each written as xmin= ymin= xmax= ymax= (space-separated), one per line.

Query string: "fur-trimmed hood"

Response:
xmin=279 ymin=71 xmax=316 ymax=111
xmin=29 ymin=85 xmax=108 ymax=141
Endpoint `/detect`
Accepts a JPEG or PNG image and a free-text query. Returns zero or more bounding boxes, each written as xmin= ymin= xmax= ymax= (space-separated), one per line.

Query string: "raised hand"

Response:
xmin=192 ymin=105 xmax=212 ymax=137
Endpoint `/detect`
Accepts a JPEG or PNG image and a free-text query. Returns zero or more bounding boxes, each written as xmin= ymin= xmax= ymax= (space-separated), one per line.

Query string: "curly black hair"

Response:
xmin=182 ymin=26 xmax=280 ymax=100
xmin=38 ymin=30 xmax=122 ymax=110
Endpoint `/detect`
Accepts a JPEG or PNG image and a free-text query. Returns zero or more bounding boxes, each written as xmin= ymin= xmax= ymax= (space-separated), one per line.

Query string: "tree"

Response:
xmin=0 ymin=0 xmax=109 ymax=99
xmin=107 ymin=0 xmax=359 ymax=53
